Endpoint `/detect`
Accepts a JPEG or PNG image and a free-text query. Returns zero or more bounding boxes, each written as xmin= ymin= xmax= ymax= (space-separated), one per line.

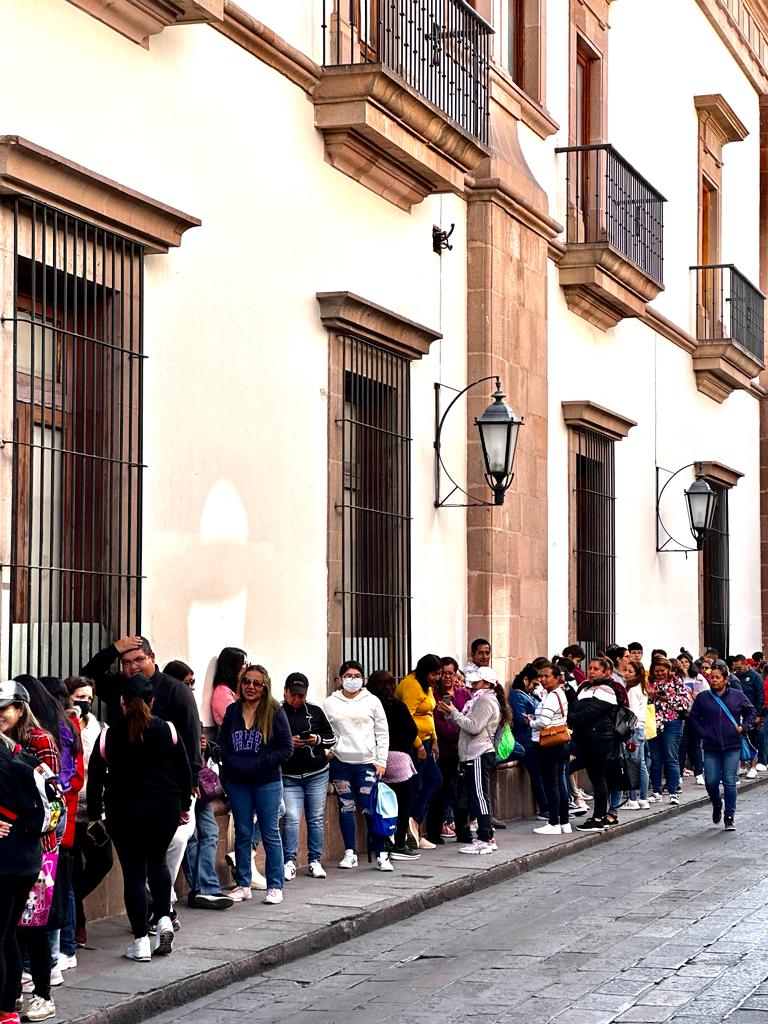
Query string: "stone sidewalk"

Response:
xmin=51 ymin=773 xmax=766 ymax=1024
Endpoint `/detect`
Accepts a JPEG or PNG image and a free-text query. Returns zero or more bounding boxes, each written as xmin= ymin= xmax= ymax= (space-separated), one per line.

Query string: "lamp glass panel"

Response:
xmin=479 ymin=420 xmax=512 ymax=476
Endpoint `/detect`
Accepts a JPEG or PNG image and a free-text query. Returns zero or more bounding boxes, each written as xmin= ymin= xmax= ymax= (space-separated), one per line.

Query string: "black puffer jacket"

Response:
xmin=0 ymin=742 xmax=44 ymax=877
xmin=567 ymin=680 xmax=619 ymax=742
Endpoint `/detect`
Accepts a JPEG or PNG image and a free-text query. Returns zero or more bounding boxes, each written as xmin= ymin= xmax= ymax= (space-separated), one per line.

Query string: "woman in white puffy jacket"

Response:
xmin=436 ymin=667 xmax=507 ymax=856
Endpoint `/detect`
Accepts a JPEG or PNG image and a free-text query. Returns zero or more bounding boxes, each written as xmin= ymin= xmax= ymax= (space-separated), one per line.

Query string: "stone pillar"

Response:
xmin=465 ymin=72 xmax=562 ymax=683
xmin=759 ymin=96 xmax=768 ymax=652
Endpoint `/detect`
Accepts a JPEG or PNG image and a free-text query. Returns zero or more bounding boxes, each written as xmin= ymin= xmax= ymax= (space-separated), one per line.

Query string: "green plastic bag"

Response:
xmin=495 ymin=721 xmax=515 ymax=762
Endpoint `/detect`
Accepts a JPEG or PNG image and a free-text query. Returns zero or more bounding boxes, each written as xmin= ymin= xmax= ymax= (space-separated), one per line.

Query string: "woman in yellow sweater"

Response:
xmin=396 ymin=654 xmax=443 ymax=850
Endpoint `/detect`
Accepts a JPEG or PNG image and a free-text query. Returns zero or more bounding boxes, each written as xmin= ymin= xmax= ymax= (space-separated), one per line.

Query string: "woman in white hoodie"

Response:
xmin=436 ymin=667 xmax=504 ymax=855
xmin=529 ymin=660 xmax=572 ymax=837
xmin=323 ymin=660 xmax=391 ymax=872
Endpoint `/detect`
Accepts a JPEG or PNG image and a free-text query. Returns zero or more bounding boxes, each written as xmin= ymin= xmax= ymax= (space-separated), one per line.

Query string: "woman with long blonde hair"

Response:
xmin=219 ymin=665 xmax=292 ymax=906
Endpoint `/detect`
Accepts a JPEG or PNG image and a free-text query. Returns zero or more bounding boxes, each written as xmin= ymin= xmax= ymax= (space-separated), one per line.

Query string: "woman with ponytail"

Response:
xmin=87 ymin=675 xmax=192 ymax=964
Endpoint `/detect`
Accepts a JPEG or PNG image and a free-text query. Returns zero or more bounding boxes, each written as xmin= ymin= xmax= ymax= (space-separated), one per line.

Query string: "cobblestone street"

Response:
xmin=147 ymin=785 xmax=768 ymax=1024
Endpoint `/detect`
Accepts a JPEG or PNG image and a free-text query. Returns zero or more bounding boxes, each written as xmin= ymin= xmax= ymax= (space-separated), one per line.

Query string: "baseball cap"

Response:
xmin=0 ymin=681 xmax=30 ymax=708
xmin=120 ymin=675 xmax=155 ymax=704
xmin=476 ymin=667 xmax=499 ymax=686
xmin=285 ymin=672 xmax=309 ymax=694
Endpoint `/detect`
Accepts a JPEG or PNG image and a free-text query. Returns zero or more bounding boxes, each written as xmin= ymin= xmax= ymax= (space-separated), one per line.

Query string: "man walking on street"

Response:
xmin=83 ymin=636 xmax=202 ymax=925
xmin=689 ymin=659 xmax=756 ymax=831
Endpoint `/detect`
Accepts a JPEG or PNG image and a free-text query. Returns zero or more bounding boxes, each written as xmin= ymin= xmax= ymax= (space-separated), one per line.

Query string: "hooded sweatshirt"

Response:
xmin=322 ymin=689 xmax=389 ymax=768
xmin=447 ymin=688 xmax=500 ymax=761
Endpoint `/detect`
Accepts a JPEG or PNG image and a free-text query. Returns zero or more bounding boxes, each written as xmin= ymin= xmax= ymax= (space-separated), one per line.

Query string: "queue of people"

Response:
xmin=1 ymin=634 xmax=765 ymax=1023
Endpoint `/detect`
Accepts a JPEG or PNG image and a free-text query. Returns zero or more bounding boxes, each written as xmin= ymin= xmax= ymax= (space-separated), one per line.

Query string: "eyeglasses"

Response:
xmin=120 ymin=654 xmax=148 ymax=668
xmin=242 ymin=679 xmax=266 ymax=688
xmin=341 ymin=674 xmax=364 ymax=682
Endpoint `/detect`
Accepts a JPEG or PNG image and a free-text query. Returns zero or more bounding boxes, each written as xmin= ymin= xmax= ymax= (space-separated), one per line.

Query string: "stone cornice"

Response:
xmin=561 ymin=400 xmax=636 ymax=441
xmin=643 ymin=306 xmax=698 ymax=355
xmin=66 ymin=0 xmax=223 ymax=48
xmin=0 ymin=136 xmax=200 ymax=253
xmin=695 ymin=94 xmax=749 ymax=147
xmin=694 ymin=0 xmax=768 ymax=92
xmin=466 ymin=175 xmax=563 ymax=244
xmin=212 ymin=2 xmax=321 ymax=94
xmin=316 ymin=291 xmax=441 ymax=360
xmin=489 ymin=66 xmax=559 ymax=141
xmin=696 ymin=460 xmax=744 ymax=488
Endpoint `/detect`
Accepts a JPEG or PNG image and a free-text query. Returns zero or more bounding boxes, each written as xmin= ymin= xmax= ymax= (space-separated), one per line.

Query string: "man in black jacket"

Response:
xmin=82 ymin=635 xmax=202 ymax=925
xmin=280 ymin=673 xmax=336 ymax=880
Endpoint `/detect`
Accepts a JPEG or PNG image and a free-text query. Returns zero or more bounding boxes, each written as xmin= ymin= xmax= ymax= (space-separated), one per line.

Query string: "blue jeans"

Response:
xmin=61 ymin=884 xmax=77 ymax=957
xmin=282 ymin=771 xmax=329 ymax=865
xmin=649 ymin=718 xmax=683 ymax=795
xmin=703 ymin=747 xmax=740 ymax=818
xmin=410 ymin=739 xmax=442 ymax=824
xmin=183 ymin=800 xmax=223 ymax=895
xmin=226 ymin=779 xmax=284 ymax=890
xmin=329 ymin=759 xmax=383 ymax=854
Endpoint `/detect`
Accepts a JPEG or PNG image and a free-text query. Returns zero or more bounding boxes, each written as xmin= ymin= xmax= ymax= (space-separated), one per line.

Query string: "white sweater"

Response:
xmin=323 ymin=689 xmax=389 ymax=768
xmin=530 ymin=687 xmax=568 ymax=743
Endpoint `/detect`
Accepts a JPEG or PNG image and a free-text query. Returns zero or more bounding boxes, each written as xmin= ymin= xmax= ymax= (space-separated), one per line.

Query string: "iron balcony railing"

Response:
xmin=321 ymin=0 xmax=492 ymax=144
xmin=555 ymin=143 xmax=666 ymax=286
xmin=690 ymin=263 xmax=766 ymax=364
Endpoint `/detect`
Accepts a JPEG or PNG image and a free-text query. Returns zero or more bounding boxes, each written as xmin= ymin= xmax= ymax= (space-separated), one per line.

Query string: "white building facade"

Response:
xmin=0 ymin=0 xmax=765 ymax=709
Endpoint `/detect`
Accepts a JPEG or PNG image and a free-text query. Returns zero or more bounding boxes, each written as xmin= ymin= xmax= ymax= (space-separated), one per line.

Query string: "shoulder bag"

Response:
xmin=711 ymin=693 xmax=757 ymax=762
xmin=539 ymin=691 xmax=572 ymax=747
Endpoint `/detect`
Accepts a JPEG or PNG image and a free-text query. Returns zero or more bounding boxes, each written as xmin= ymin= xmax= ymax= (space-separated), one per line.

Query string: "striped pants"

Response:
xmin=454 ymin=750 xmax=496 ymax=842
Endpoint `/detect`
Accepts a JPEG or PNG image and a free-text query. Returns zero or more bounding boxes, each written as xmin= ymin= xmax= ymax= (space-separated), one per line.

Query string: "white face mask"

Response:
xmin=341 ymin=676 xmax=363 ymax=694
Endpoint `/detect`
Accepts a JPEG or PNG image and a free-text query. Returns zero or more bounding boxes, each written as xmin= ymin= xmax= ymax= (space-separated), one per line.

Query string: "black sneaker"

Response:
xmin=405 ymin=831 xmax=418 ymax=850
xmin=712 ymin=802 xmax=722 ymax=825
xmin=604 ymin=816 xmax=619 ymax=828
xmin=192 ymin=893 xmax=235 ymax=910
xmin=389 ymin=846 xmax=422 ymax=860
xmin=576 ymin=817 xmax=606 ymax=832
xmin=724 ymin=816 xmax=736 ymax=831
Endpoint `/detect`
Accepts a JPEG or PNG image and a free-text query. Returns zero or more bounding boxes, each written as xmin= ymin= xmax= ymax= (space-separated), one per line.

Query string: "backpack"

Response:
xmin=12 ymin=746 xmax=64 ymax=836
xmin=367 ymin=780 xmax=398 ymax=838
xmin=614 ymin=705 xmax=638 ymax=742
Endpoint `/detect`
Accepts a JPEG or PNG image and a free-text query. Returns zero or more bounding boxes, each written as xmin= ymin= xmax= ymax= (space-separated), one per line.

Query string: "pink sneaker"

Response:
xmin=230 ymin=886 xmax=252 ymax=902
xmin=441 ymin=822 xmax=456 ymax=838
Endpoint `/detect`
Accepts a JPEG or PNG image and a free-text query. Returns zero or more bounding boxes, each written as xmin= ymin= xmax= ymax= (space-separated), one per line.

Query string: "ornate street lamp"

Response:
xmin=656 ymin=462 xmax=718 ymax=553
xmin=434 ymin=376 xmax=524 ymax=508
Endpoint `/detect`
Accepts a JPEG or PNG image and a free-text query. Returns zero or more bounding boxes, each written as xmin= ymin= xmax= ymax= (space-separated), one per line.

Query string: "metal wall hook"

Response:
xmin=432 ymin=223 xmax=455 ymax=254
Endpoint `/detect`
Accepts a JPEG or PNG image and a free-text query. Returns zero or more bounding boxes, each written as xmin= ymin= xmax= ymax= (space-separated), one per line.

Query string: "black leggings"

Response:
xmin=17 ymin=925 xmax=50 ymax=1001
xmin=0 ymin=874 xmax=36 ymax=1013
xmin=538 ymin=743 xmax=571 ymax=826
xmin=388 ymin=776 xmax=417 ymax=849
xmin=579 ymin=737 xmax=614 ymax=820
xmin=109 ymin=814 xmax=178 ymax=938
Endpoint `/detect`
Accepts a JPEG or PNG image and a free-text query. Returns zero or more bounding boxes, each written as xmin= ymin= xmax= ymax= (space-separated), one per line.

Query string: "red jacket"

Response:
xmin=61 ymin=716 xmax=84 ymax=849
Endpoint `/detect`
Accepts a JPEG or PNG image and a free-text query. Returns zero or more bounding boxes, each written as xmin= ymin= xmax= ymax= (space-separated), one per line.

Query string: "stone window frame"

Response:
xmin=694 ymin=95 xmax=748 ymax=266
xmin=562 ymin=400 xmax=636 ymax=647
xmin=317 ymin=292 xmax=441 ymax=688
xmin=569 ymin=0 xmax=609 ymax=147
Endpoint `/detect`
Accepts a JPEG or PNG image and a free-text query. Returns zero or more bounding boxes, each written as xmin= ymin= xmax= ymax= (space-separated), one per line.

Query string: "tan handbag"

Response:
xmin=538 ymin=692 xmax=572 ymax=747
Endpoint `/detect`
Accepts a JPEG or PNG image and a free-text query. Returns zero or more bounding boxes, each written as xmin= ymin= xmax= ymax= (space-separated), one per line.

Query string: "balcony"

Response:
xmin=690 ymin=264 xmax=766 ymax=402
xmin=314 ymin=0 xmax=492 ymax=210
xmin=555 ymin=144 xmax=666 ymax=330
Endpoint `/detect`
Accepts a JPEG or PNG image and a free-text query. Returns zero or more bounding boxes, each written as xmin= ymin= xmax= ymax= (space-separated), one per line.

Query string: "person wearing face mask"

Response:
xmin=63 ymin=677 xmax=113 ymax=950
xmin=322 ymin=662 xmax=390 ymax=872
xmin=689 ymin=660 xmax=757 ymax=831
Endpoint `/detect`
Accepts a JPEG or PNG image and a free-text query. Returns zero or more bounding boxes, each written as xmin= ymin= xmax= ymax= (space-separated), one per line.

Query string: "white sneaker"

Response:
xmin=153 ymin=916 xmax=174 ymax=956
xmin=308 ymin=861 xmax=327 ymax=878
xmin=533 ymin=823 xmax=561 ymax=835
xmin=58 ymin=953 xmax=78 ymax=970
xmin=458 ymin=838 xmax=494 ymax=855
xmin=264 ymin=888 xmax=283 ymax=904
xmin=638 ymin=799 xmax=651 ymax=809
xmin=650 ymin=792 xmax=663 ymax=803
xmin=623 ymin=800 xmax=640 ymax=810
xmin=49 ymin=965 xmax=63 ymax=986
xmin=695 ymin=774 xmax=705 ymax=785
xmin=284 ymin=860 xmax=296 ymax=881
xmin=757 ymin=764 xmax=767 ymax=773
xmin=125 ymin=936 xmax=152 ymax=961
xmin=339 ymin=849 xmax=358 ymax=869
xmin=376 ymin=852 xmax=394 ymax=872
xmin=22 ymin=971 xmax=33 ymax=994
xmin=230 ymin=885 xmax=252 ymax=902
xmin=560 ymin=823 xmax=572 ymax=834
xmin=25 ymin=995 xmax=56 ymax=1021
xmin=576 ymin=789 xmax=592 ymax=802
xmin=747 ymin=767 xmax=758 ymax=779
xmin=669 ymin=794 xmax=680 ymax=805
xmin=487 ymin=837 xmax=499 ymax=850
